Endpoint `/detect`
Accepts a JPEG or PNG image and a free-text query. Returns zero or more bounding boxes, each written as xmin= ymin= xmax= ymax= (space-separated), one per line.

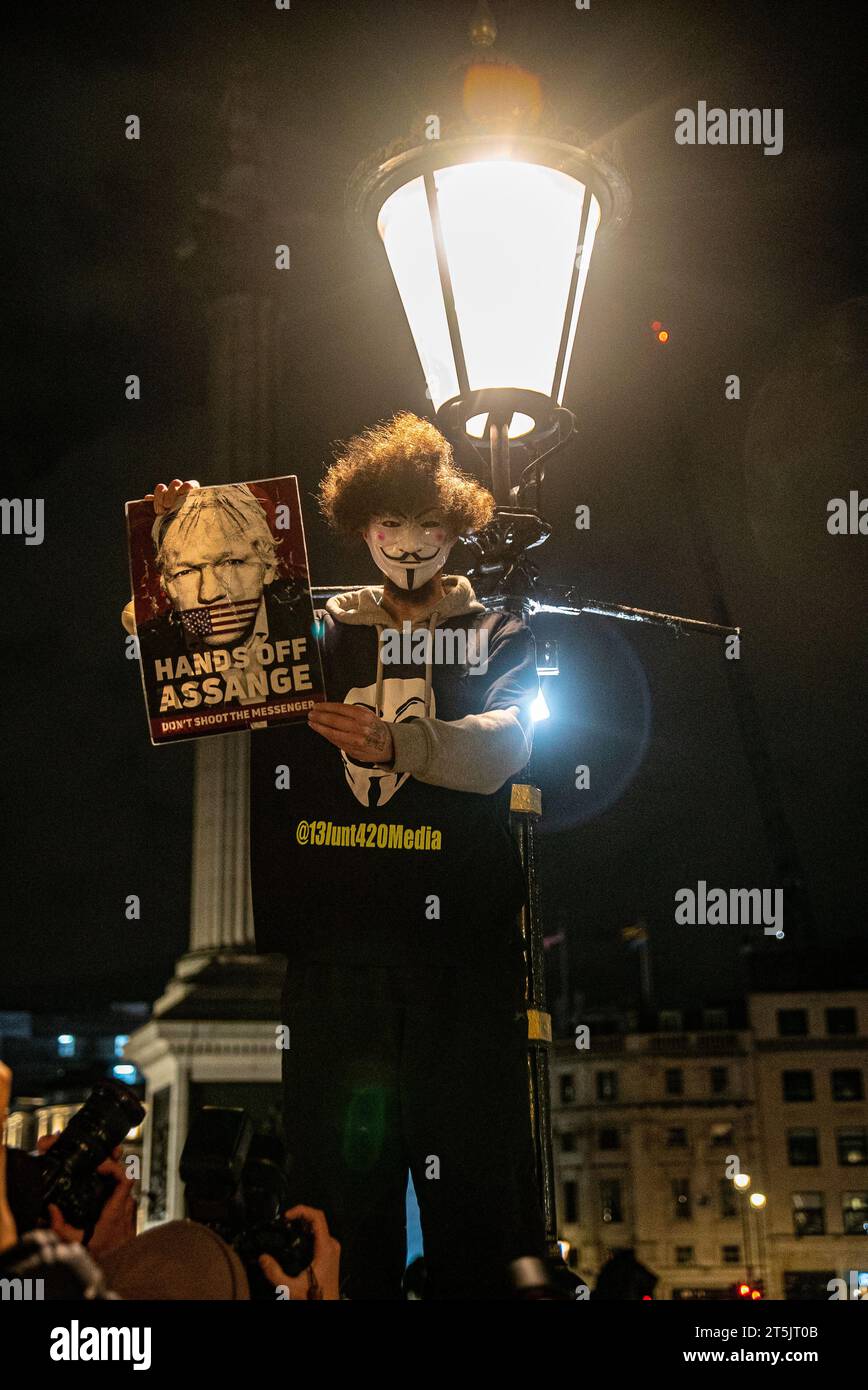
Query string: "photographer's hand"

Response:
xmin=85 ymin=1155 xmax=138 ymax=1259
xmin=258 ymin=1205 xmax=341 ymax=1301
xmin=40 ymin=1137 xmax=137 ymax=1256
xmin=0 ymin=1060 xmax=18 ymax=1255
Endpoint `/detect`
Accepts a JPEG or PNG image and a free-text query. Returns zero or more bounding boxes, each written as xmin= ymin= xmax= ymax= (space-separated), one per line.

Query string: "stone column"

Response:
xmin=187 ymin=67 xmax=289 ymax=958
xmin=189 ymin=729 xmax=255 ymax=951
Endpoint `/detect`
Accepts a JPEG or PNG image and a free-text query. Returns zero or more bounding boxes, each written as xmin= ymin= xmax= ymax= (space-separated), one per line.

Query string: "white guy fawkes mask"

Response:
xmin=363 ymin=510 xmax=455 ymax=592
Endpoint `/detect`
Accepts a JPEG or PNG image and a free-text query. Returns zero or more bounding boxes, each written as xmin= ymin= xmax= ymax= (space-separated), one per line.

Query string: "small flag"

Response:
xmin=178 ymin=598 xmax=260 ymax=639
xmin=621 ymin=922 xmax=648 ymax=945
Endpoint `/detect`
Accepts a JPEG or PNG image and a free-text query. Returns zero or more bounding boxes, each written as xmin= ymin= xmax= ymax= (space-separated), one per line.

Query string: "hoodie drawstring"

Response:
xmin=422 ymin=613 xmax=437 ymax=717
xmin=373 ymin=611 xmax=439 ymax=718
xmin=374 ymin=622 xmax=386 ymax=718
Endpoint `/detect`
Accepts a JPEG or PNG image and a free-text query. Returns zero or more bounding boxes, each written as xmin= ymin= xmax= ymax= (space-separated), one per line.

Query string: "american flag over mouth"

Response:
xmin=178 ymin=597 xmax=260 ymax=639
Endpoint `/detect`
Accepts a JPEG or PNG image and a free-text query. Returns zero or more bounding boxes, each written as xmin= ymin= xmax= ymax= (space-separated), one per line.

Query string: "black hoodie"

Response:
xmin=250 ymin=575 xmax=539 ymax=976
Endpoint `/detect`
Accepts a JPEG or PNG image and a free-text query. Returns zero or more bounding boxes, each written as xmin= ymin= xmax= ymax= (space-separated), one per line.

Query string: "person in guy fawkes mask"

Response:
xmin=250 ymin=412 xmax=547 ymax=1300
xmin=124 ymin=416 xmax=546 ymax=1299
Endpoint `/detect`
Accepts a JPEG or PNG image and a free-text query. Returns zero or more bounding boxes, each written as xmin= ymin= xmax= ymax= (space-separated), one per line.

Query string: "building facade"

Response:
xmin=553 ymin=989 xmax=868 ymax=1299
xmin=749 ymin=989 xmax=868 ymax=1300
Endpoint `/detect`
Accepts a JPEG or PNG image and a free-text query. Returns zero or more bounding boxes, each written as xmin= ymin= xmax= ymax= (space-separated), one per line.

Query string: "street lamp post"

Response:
xmin=731 ymin=1172 xmax=755 ymax=1284
xmin=750 ymin=1190 xmax=768 ymax=1292
xmin=731 ymin=1173 xmax=768 ymax=1294
xmin=740 ymin=1192 xmax=754 ymax=1285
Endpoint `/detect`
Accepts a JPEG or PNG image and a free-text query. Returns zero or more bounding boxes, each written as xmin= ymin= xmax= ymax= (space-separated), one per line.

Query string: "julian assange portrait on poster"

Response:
xmin=125 ymin=477 xmax=325 ymax=744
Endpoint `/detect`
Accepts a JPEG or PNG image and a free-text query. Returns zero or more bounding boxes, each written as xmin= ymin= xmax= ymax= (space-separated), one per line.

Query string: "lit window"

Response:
xmin=792 ymin=1192 xmax=824 ymax=1237
xmin=837 ymin=1130 xmax=868 ymax=1166
xmin=842 ymin=1193 xmax=868 ymax=1236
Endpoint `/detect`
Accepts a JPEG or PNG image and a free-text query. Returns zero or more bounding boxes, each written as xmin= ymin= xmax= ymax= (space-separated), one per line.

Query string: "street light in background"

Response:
xmin=730 ymin=1171 xmax=769 ymax=1294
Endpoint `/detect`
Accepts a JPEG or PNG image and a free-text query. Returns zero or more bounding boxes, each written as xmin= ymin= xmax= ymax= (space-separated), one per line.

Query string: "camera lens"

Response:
xmin=40 ymin=1078 xmax=145 ymax=1228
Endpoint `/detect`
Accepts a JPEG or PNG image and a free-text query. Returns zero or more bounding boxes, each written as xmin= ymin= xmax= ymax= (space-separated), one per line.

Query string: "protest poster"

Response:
xmin=126 ymin=477 xmax=325 ymax=744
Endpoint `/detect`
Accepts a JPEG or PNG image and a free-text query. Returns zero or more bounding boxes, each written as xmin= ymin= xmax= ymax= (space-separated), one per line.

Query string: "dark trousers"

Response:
xmin=280 ymin=955 xmax=546 ymax=1299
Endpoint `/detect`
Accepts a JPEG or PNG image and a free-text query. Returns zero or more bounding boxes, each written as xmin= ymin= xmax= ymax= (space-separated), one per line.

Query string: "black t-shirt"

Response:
xmin=249 ymin=604 xmax=537 ymax=974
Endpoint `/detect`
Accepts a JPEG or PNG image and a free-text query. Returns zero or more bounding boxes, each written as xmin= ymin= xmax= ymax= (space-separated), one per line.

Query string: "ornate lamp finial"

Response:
xmin=470 ymin=1 xmax=497 ymax=48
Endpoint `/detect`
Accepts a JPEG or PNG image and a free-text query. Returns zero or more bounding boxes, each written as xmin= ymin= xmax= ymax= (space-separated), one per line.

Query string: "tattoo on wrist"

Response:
xmin=363 ymin=720 xmax=390 ymax=754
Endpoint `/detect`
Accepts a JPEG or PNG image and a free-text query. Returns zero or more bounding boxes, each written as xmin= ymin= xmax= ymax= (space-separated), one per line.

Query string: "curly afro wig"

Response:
xmin=317 ymin=412 xmax=495 ymax=539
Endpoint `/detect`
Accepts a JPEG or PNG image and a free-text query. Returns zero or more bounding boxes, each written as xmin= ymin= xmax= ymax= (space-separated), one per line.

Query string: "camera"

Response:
xmin=5 ymin=1077 xmax=145 ymax=1236
xmin=180 ymin=1106 xmax=314 ymax=1299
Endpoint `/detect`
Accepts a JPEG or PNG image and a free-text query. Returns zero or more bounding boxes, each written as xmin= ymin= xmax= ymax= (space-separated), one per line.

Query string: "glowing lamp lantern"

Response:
xmin=353 ymin=59 xmax=630 ymax=500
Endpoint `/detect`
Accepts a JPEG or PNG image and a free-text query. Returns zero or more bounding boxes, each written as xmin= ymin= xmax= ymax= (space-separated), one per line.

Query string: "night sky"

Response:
xmin=1 ymin=0 xmax=865 ymax=1013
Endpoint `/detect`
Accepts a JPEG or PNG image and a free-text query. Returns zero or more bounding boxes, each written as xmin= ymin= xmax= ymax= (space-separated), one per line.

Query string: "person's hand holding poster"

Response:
xmin=125 ymin=477 xmax=325 ymax=744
